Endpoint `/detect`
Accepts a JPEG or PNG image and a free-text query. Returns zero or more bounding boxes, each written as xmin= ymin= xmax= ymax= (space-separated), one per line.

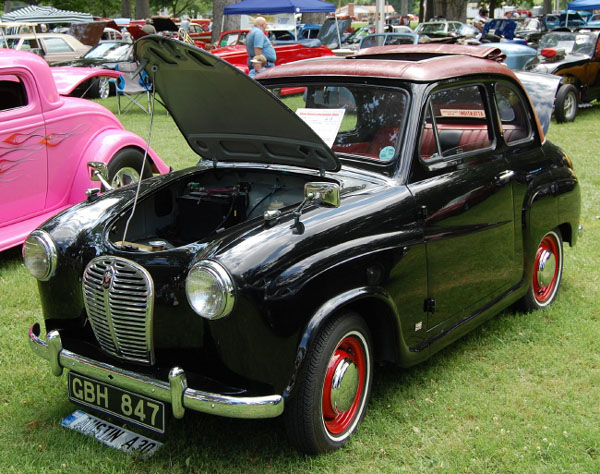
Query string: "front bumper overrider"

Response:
xmin=28 ymin=323 xmax=284 ymax=420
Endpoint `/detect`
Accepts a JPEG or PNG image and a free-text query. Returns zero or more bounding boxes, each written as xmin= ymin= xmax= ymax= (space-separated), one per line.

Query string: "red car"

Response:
xmin=212 ymin=29 xmax=335 ymax=74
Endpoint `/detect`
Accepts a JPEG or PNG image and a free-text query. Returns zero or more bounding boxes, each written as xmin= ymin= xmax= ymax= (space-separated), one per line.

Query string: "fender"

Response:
xmin=282 ymin=286 xmax=418 ymax=399
xmin=67 ymin=129 xmax=168 ymax=204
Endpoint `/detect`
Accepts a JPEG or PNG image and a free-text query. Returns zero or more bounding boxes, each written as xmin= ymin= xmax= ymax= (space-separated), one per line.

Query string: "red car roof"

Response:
xmin=259 ymin=44 xmax=515 ymax=83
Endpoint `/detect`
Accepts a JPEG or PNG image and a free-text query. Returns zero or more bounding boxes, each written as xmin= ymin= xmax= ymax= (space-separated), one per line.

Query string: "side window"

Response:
xmin=419 ymin=84 xmax=493 ymax=161
xmin=495 ymin=83 xmax=531 ymax=144
xmin=43 ymin=37 xmax=75 ymax=53
xmin=0 ymin=75 xmax=28 ymax=111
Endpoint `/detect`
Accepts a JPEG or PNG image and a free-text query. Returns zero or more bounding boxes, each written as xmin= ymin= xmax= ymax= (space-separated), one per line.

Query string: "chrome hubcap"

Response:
xmin=111 ymin=167 xmax=141 ymax=188
xmin=329 ymin=358 xmax=359 ymax=414
xmin=537 ymin=249 xmax=556 ymax=288
xmin=99 ymin=77 xmax=110 ymax=99
xmin=564 ymin=93 xmax=576 ymax=117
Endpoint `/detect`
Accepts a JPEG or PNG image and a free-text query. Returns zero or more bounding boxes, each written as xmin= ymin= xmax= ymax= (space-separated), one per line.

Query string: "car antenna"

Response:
xmin=120 ymin=62 xmax=158 ymax=247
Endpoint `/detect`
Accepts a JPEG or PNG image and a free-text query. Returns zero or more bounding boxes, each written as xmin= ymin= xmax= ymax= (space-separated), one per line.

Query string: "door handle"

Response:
xmin=495 ymin=170 xmax=515 ymax=184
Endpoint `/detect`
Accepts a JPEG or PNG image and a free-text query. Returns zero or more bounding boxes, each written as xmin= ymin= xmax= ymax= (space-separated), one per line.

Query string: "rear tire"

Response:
xmin=107 ymin=148 xmax=152 ymax=188
xmin=555 ymin=84 xmax=578 ymax=123
xmin=520 ymin=230 xmax=563 ymax=311
xmin=284 ymin=313 xmax=373 ymax=454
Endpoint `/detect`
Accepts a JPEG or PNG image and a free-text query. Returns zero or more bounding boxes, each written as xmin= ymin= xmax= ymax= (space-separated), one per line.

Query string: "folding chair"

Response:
xmin=115 ymin=62 xmax=151 ymax=114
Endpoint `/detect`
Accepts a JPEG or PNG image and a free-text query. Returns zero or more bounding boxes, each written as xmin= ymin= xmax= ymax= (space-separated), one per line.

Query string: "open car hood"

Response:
xmin=134 ymin=36 xmax=339 ymax=173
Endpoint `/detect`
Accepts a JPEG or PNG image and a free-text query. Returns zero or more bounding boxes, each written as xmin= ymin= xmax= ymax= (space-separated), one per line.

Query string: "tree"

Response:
xmin=122 ymin=0 xmax=131 ymax=18
xmin=212 ymin=0 xmax=240 ymax=42
xmin=135 ymin=0 xmax=150 ymax=19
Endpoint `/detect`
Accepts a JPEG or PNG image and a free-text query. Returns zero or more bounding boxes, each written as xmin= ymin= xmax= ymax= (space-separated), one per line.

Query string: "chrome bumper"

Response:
xmin=29 ymin=323 xmax=284 ymax=420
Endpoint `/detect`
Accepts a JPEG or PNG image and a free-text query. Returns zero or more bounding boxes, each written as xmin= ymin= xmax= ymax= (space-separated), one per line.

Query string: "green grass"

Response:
xmin=0 ymin=99 xmax=599 ymax=472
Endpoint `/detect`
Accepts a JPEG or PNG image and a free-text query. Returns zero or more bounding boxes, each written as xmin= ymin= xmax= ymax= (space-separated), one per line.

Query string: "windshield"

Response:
xmin=516 ymin=18 xmax=540 ymax=31
xmin=539 ymin=32 xmax=596 ymax=56
xmin=84 ymin=42 xmax=133 ymax=61
xmin=273 ymin=84 xmax=409 ymax=163
xmin=416 ymin=23 xmax=446 ymax=33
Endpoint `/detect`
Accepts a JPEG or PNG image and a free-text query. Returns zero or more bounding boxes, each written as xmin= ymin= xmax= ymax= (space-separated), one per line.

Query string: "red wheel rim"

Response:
xmin=321 ymin=334 xmax=366 ymax=435
xmin=533 ymin=233 xmax=560 ymax=303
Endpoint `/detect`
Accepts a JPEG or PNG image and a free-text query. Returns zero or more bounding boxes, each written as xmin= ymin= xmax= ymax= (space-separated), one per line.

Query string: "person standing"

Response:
xmin=473 ymin=7 xmax=489 ymax=32
xmin=246 ymin=17 xmax=276 ymax=74
xmin=181 ymin=14 xmax=190 ymax=33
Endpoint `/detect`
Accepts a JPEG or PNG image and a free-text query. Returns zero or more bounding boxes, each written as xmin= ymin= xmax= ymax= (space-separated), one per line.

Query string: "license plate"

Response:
xmin=62 ymin=410 xmax=162 ymax=457
xmin=68 ymin=372 xmax=165 ymax=433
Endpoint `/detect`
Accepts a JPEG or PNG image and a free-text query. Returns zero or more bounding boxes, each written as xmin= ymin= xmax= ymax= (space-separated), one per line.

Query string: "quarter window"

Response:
xmin=0 ymin=75 xmax=28 ymax=111
xmin=494 ymin=83 xmax=531 ymax=144
xmin=419 ymin=84 xmax=493 ymax=161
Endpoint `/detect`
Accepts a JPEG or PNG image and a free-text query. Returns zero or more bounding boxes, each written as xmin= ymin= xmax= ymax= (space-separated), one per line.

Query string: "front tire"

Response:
xmin=520 ymin=230 xmax=563 ymax=311
xmin=285 ymin=313 xmax=373 ymax=454
xmin=107 ymin=148 xmax=152 ymax=188
xmin=89 ymin=76 xmax=112 ymax=99
xmin=555 ymin=84 xmax=578 ymax=123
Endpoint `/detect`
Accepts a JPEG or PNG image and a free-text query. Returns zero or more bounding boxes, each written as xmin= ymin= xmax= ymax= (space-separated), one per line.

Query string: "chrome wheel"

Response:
xmin=98 ymin=77 xmax=111 ymax=99
xmin=111 ymin=166 xmax=141 ymax=187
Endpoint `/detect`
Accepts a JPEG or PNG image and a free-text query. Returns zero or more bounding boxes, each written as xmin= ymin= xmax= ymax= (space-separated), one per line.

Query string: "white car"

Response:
xmin=0 ymin=32 xmax=90 ymax=63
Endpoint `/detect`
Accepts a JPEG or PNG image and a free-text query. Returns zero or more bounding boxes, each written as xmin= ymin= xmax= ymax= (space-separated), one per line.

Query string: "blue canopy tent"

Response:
xmin=567 ymin=0 xmax=600 ymax=10
xmin=223 ymin=0 xmax=337 ymax=42
xmin=224 ymin=0 xmax=335 ymax=15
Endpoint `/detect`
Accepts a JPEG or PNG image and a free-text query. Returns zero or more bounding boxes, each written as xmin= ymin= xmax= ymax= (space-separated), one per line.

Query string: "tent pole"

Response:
xmin=335 ymin=15 xmax=341 ymax=48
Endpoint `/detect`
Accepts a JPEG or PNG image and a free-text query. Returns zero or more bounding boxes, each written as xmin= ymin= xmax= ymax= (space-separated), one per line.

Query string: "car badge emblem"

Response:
xmin=102 ymin=266 xmax=115 ymax=290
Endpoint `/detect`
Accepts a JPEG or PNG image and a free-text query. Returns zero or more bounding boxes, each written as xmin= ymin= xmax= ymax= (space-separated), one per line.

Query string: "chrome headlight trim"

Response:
xmin=22 ymin=230 xmax=58 ymax=281
xmin=185 ymin=260 xmax=236 ymax=320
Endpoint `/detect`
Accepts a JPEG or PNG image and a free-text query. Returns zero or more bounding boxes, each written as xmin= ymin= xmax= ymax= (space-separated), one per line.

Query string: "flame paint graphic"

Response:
xmin=0 ymin=124 xmax=87 ymax=182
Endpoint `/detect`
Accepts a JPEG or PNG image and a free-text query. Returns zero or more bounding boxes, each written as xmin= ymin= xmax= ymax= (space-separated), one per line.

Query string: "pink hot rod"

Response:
xmin=0 ymin=49 xmax=170 ymax=252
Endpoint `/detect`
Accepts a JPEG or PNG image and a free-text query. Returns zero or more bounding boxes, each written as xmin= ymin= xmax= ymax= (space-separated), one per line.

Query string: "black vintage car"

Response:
xmin=525 ymin=28 xmax=600 ymax=122
xmin=25 ymin=40 xmax=581 ymax=454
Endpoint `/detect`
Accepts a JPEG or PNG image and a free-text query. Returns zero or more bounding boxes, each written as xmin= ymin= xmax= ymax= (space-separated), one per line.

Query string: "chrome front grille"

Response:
xmin=82 ymin=256 xmax=155 ymax=365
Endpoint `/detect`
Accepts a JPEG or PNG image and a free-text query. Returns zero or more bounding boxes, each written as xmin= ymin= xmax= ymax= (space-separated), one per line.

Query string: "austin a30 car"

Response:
xmin=26 ymin=40 xmax=581 ymax=454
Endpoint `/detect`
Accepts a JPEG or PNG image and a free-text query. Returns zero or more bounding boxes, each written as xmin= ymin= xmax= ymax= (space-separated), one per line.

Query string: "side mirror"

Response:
xmin=304 ymin=182 xmax=340 ymax=208
xmin=292 ymin=182 xmax=340 ymax=231
xmin=88 ymin=161 xmax=113 ymax=190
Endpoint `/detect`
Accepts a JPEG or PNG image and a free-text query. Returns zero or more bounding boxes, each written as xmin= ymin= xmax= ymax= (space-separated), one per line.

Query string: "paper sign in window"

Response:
xmin=296 ymin=108 xmax=346 ymax=148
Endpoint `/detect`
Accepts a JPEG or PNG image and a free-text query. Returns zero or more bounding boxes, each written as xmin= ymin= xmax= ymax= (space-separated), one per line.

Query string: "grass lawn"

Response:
xmin=0 ymin=98 xmax=598 ymax=473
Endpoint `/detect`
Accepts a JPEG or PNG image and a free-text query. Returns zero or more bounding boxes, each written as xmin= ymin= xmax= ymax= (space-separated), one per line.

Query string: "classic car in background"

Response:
xmin=0 ymin=49 xmax=169 ymax=252
xmin=359 ymin=31 xmax=419 ymax=49
xmin=524 ymin=28 xmax=600 ymax=122
xmin=26 ymin=40 xmax=580 ymax=454
xmin=212 ymin=29 xmax=335 ymax=73
xmin=52 ymin=39 xmax=135 ymax=98
xmin=0 ymin=32 xmax=90 ymax=63
xmin=514 ymin=17 xmax=549 ymax=48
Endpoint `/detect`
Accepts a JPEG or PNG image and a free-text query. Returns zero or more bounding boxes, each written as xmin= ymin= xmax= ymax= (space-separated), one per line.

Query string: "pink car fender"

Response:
xmin=67 ymin=129 xmax=169 ymax=204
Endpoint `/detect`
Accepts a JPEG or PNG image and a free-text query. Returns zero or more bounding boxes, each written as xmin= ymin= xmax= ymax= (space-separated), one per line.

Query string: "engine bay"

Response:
xmin=108 ymin=168 xmax=328 ymax=250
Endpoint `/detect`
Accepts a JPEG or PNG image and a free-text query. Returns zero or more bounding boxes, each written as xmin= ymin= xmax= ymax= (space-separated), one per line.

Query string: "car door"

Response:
xmin=0 ymin=69 xmax=48 ymax=226
xmin=407 ymin=82 xmax=519 ymax=340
